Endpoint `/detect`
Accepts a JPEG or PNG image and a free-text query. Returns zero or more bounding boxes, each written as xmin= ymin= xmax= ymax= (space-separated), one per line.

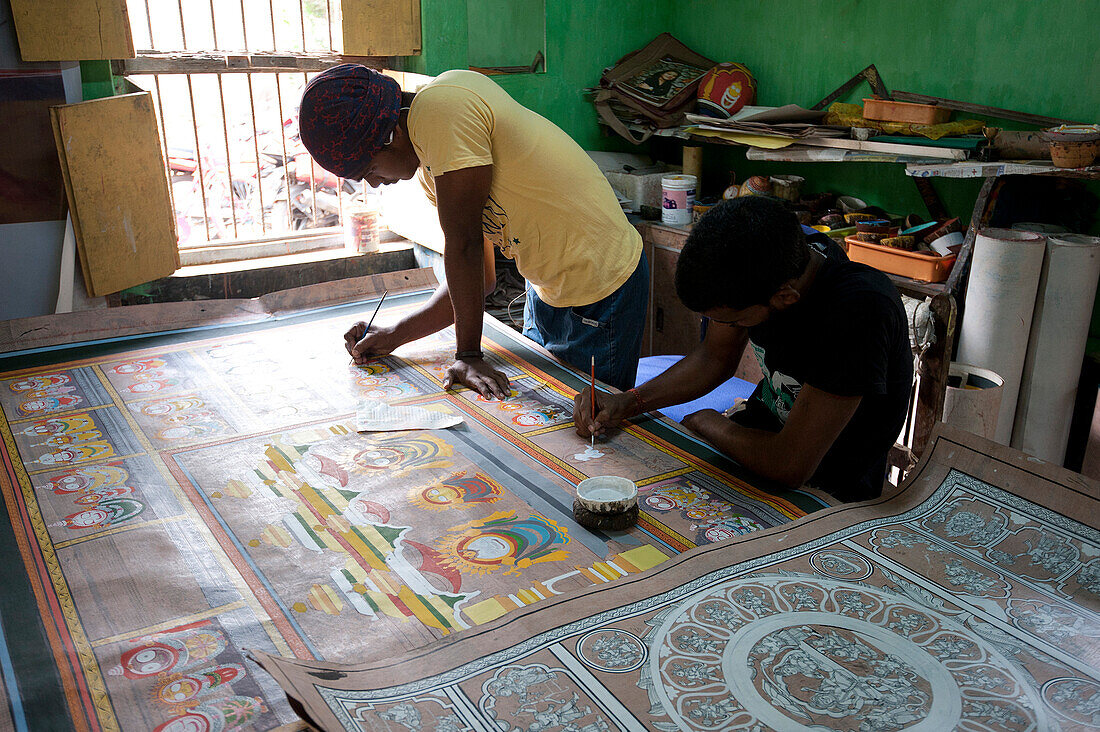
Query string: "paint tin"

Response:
xmin=344 ymin=202 xmax=380 ymax=253
xmin=661 ymin=174 xmax=696 ymax=226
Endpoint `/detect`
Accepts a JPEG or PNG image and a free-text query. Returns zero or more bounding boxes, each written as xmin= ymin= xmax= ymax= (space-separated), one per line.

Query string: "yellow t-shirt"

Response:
xmin=408 ymin=70 xmax=642 ymax=308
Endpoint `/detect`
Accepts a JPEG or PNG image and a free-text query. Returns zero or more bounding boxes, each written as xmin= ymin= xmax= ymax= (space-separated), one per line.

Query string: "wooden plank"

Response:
xmin=0 ymin=269 xmax=438 ymax=354
xmin=342 ymin=0 xmax=422 ymax=56
xmin=891 ymin=90 xmax=1082 ymax=128
xmin=798 ymin=135 xmax=968 ymax=161
xmin=50 ymin=92 xmax=179 ymax=297
xmin=10 ymin=0 xmax=134 ymax=61
xmin=116 ymin=52 xmax=389 ymax=75
xmin=650 ymin=246 xmax=704 ymax=357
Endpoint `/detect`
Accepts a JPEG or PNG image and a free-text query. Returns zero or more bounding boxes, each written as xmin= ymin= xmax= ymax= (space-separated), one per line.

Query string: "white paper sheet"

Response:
xmin=355 ymin=400 xmax=463 ymax=432
xmin=1012 ymin=233 xmax=1100 ymax=463
xmin=956 ymin=229 xmax=1046 ymax=444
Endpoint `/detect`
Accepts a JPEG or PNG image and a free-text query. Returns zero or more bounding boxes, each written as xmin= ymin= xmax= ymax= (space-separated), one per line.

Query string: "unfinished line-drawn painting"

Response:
xmin=255 ymin=426 xmax=1100 ymax=732
xmin=0 ymin=289 xmax=828 ymax=731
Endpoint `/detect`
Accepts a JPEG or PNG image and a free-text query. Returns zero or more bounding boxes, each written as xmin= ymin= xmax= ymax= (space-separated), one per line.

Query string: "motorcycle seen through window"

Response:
xmin=147 ymin=72 xmax=365 ymax=249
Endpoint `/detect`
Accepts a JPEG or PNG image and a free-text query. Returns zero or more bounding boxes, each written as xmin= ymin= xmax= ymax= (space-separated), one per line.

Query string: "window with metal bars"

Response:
xmin=118 ymin=0 xmax=390 ymax=260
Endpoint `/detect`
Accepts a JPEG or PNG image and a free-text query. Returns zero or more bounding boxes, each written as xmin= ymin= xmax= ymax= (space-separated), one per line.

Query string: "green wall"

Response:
xmin=410 ymin=0 xmax=1097 ymax=220
xmin=667 ymin=0 xmax=1100 ymax=222
xmin=405 ymin=0 xmax=671 ymax=150
xmin=409 ymin=0 xmax=1100 ymax=337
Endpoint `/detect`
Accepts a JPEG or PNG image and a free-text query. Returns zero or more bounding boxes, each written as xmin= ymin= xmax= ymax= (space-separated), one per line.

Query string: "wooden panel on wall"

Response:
xmin=51 ymin=93 xmax=179 ymax=297
xmin=650 ymin=246 xmax=703 ymax=357
xmin=10 ymin=0 xmax=134 ymax=62
xmin=342 ymin=0 xmax=422 ymax=56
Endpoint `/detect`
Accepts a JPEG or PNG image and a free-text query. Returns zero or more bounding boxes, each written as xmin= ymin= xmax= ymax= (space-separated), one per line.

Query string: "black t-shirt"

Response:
xmin=734 ymin=235 xmax=912 ymax=502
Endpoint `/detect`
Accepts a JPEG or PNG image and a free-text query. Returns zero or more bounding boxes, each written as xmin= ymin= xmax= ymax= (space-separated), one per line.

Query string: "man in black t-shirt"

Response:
xmin=573 ymin=196 xmax=912 ymax=502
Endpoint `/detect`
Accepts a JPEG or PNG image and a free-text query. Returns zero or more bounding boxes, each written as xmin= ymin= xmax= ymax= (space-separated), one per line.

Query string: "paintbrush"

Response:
xmin=365 ymin=290 xmax=389 ymax=333
xmin=358 ymin=291 xmax=389 ymax=357
xmin=590 ymin=355 xmax=596 ymax=448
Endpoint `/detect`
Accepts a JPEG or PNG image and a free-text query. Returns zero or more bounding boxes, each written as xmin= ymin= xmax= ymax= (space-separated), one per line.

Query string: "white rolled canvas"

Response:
xmin=957 ymin=229 xmax=1046 ymax=444
xmin=1012 ymin=233 xmax=1100 ymax=463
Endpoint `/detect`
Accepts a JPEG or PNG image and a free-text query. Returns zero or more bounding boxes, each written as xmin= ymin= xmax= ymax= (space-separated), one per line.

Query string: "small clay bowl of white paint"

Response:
xmin=576 ymin=476 xmax=638 ymax=514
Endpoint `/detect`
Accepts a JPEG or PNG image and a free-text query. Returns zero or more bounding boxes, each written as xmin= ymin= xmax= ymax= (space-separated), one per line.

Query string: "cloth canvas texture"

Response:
xmin=254 ymin=424 xmax=1100 ymax=732
xmin=0 ymin=291 xmax=833 ymax=731
xmin=409 ymin=70 xmax=642 ymax=308
xmin=737 ymin=235 xmax=912 ymax=502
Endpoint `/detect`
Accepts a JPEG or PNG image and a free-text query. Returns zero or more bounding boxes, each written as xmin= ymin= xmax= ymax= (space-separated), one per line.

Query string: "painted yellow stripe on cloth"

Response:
xmin=619 ymin=544 xmax=669 ymax=571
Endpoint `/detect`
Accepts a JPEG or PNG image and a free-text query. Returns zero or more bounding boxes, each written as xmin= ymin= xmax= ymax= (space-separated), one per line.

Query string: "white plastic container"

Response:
xmin=344 ymin=195 xmax=380 ymax=253
xmin=942 ymin=363 xmax=1004 ymax=440
xmin=661 ymin=174 xmax=696 ymax=226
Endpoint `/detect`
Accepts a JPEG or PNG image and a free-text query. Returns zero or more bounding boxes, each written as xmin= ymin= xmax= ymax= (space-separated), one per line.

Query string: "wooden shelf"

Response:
xmin=906 ymin=160 xmax=1100 ymax=179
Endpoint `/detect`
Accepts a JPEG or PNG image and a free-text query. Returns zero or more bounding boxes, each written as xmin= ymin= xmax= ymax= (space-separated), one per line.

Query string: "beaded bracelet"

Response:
xmin=628 ymin=387 xmax=646 ymax=413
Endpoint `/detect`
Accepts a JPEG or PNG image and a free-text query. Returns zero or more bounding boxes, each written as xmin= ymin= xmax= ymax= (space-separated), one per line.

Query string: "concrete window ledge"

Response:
xmin=109 ymin=241 xmax=417 ymax=306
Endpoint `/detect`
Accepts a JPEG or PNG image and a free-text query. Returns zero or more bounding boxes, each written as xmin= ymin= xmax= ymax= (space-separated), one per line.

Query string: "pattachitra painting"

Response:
xmin=254 ymin=426 xmax=1100 ymax=732
xmin=0 ymin=289 xmax=828 ymax=731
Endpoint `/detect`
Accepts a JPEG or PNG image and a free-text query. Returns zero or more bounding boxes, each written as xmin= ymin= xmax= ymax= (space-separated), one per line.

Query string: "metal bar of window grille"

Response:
xmin=337 ymin=173 xmax=344 ymax=225
xmin=176 ymin=0 xmax=189 ymax=48
xmin=326 ymin=0 xmax=334 ymax=52
xmin=142 ymin=0 xmax=154 ymax=48
xmin=268 ymin=0 xmax=277 ymax=49
xmin=152 ymin=77 xmax=177 ymax=232
xmin=274 ymin=74 xmax=293 ymax=231
xmin=299 ymin=0 xmax=308 ymax=50
xmin=217 ymin=76 xmax=240 ymax=238
xmin=239 ymin=0 xmax=249 ymax=50
xmin=185 ymin=75 xmax=212 ymax=241
xmin=246 ymin=75 xmax=265 ymax=233
xmin=303 ymin=71 xmax=317 ymax=227
xmin=209 ymin=0 xmax=219 ymax=49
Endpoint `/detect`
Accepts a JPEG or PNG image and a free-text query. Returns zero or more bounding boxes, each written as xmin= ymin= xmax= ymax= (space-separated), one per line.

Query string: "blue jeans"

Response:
xmin=523 ymin=252 xmax=648 ymax=391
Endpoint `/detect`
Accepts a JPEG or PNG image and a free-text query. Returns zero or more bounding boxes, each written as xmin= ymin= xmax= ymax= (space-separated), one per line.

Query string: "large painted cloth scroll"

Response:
xmin=0 ymin=289 xmax=827 ymax=731
xmin=255 ymin=425 xmax=1100 ymax=732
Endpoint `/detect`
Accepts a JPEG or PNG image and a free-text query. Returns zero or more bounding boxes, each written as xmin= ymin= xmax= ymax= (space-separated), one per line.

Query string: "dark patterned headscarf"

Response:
xmin=298 ymin=64 xmax=402 ymax=179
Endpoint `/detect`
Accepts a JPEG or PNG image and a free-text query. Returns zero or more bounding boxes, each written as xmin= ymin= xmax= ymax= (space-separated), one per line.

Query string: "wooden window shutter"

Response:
xmin=341 ymin=0 xmax=422 ymax=56
xmin=51 ymin=93 xmax=179 ymax=297
xmin=9 ymin=0 xmax=134 ymax=62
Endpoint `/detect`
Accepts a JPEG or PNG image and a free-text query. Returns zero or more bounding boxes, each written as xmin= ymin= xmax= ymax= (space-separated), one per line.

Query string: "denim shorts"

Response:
xmin=522 ymin=251 xmax=649 ymax=391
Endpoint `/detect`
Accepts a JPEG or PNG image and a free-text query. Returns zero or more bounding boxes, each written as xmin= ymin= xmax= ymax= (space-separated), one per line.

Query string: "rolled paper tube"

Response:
xmin=956 ymin=228 xmax=1046 ymax=444
xmin=1012 ymin=233 xmax=1100 ymax=463
xmin=1011 ymin=222 xmax=1070 ymax=235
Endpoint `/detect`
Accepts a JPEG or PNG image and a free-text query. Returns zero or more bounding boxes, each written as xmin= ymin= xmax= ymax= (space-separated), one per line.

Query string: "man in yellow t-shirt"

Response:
xmin=298 ymin=65 xmax=647 ymax=397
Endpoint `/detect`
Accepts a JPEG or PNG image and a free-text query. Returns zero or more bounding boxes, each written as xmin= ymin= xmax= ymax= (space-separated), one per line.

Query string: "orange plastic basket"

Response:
xmin=845 ymin=236 xmax=956 ymax=283
xmin=862 ymin=98 xmax=951 ymax=125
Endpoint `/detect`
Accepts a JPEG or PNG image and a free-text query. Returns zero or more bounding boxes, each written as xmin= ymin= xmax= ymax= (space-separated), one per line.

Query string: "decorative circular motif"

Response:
xmin=650 ymin=574 xmax=1045 ymax=731
xmin=1041 ymin=677 xmax=1100 ymax=724
xmin=810 ymin=549 xmax=874 ymax=580
xmin=576 ymin=629 xmax=647 ymax=673
xmin=152 ymin=712 xmax=212 ymax=732
xmin=354 ymin=447 xmax=404 ymax=469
